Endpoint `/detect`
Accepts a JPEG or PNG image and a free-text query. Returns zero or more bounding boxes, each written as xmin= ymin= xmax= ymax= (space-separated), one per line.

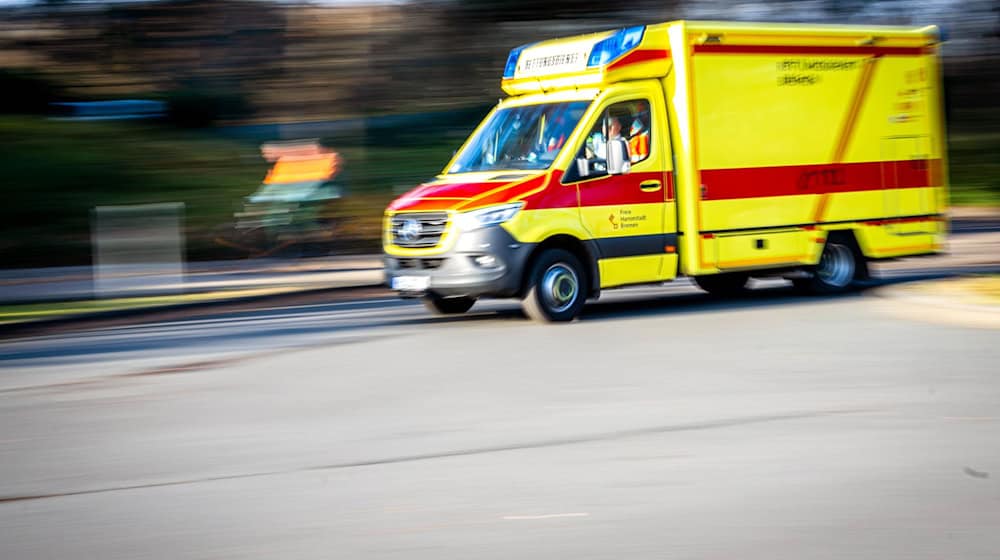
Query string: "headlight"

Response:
xmin=454 ymin=202 xmax=524 ymax=232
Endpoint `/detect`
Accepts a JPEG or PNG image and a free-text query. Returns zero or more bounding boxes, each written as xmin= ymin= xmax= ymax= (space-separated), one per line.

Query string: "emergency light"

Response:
xmin=503 ymin=44 xmax=529 ymax=79
xmin=587 ymin=26 xmax=645 ymax=67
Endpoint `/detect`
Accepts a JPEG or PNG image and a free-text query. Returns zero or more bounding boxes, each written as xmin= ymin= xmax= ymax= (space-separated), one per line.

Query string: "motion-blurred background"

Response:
xmin=1 ymin=0 xmax=997 ymax=268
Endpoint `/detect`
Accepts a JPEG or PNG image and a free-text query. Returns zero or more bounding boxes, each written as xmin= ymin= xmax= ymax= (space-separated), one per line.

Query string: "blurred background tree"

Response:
xmin=2 ymin=0 xmax=996 ymax=123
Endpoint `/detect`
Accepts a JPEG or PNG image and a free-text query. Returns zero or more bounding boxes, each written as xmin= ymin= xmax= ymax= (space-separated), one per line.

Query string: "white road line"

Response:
xmin=502 ymin=513 xmax=590 ymax=520
xmin=109 ymin=306 xmax=425 ymax=334
xmin=79 ymin=298 xmax=410 ymax=332
xmin=1 ymin=305 xmax=427 ymax=348
xmin=0 ymin=305 xmax=436 ymax=358
xmin=254 ymin=298 xmax=404 ymax=312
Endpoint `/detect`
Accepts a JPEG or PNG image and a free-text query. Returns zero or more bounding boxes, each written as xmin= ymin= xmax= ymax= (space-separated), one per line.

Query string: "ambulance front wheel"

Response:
xmin=522 ymin=249 xmax=586 ymax=323
xmin=423 ymin=293 xmax=476 ymax=315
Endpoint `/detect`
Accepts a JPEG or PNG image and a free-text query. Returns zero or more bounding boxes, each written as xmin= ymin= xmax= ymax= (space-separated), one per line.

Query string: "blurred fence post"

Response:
xmin=91 ymin=203 xmax=186 ymax=299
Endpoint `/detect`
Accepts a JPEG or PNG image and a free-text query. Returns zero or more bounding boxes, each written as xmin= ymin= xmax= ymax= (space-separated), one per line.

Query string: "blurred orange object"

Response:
xmin=264 ymin=153 xmax=339 ymax=184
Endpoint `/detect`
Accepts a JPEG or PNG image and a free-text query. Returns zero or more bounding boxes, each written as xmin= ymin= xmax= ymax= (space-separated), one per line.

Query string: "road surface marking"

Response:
xmin=502 ymin=513 xmax=589 ymax=520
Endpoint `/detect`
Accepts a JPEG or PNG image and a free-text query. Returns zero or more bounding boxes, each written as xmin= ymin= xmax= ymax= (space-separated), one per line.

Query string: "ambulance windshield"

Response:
xmin=448 ymin=101 xmax=590 ymax=174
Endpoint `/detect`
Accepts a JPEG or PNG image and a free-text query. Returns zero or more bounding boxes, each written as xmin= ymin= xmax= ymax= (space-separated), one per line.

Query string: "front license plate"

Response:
xmin=391 ymin=275 xmax=430 ymax=292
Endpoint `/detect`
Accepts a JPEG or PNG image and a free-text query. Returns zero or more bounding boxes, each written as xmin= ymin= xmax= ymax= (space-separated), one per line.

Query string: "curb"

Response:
xmin=0 ymin=281 xmax=387 ymax=339
xmin=873 ymin=279 xmax=1000 ymax=329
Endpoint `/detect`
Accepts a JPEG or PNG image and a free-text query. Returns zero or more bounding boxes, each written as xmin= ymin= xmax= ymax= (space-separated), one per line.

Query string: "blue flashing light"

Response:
xmin=587 ymin=26 xmax=646 ymax=68
xmin=936 ymin=25 xmax=949 ymax=43
xmin=503 ymin=44 xmax=530 ymax=79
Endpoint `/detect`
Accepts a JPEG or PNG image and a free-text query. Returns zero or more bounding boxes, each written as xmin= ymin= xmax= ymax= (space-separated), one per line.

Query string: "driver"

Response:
xmin=587 ymin=112 xmax=626 ymax=161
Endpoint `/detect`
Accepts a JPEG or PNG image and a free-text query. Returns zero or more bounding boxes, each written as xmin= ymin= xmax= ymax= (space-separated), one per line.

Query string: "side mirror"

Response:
xmin=575 ymin=157 xmax=591 ymax=179
xmin=607 ymin=139 xmax=630 ymax=175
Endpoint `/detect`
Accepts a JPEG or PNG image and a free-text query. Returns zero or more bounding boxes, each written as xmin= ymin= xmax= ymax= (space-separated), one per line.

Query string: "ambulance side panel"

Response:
xmin=671 ymin=27 xmax=946 ymax=276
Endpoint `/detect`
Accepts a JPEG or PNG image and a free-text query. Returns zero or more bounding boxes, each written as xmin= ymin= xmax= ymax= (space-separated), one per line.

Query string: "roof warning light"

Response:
xmin=587 ymin=26 xmax=646 ymax=67
xmin=503 ymin=44 xmax=530 ymax=79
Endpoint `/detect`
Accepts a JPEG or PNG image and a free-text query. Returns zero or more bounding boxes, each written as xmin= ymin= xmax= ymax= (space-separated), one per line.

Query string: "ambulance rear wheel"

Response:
xmin=522 ymin=249 xmax=586 ymax=323
xmin=797 ymin=239 xmax=858 ymax=294
xmin=423 ymin=293 xmax=476 ymax=315
xmin=694 ymin=273 xmax=749 ymax=296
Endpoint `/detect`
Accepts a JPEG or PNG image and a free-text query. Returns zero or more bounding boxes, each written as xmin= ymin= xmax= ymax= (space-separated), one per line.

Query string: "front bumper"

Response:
xmin=383 ymin=226 xmax=534 ymax=298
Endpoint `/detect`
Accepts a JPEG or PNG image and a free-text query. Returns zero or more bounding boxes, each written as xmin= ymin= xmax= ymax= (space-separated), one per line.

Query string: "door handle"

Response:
xmin=640 ymin=180 xmax=662 ymax=192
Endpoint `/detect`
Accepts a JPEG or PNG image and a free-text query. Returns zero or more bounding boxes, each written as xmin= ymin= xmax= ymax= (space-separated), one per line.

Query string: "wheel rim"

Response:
xmin=541 ymin=263 xmax=579 ymax=313
xmin=816 ymin=243 xmax=854 ymax=288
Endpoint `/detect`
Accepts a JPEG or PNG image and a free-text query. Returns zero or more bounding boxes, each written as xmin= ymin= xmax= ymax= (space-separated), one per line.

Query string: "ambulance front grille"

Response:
xmin=391 ymin=212 xmax=449 ymax=248
xmin=395 ymin=258 xmax=446 ymax=270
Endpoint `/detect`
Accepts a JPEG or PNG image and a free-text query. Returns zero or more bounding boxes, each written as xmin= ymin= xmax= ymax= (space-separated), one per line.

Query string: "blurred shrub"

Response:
xmin=0 ymin=69 xmax=64 ymax=115
xmin=164 ymin=86 xmax=253 ymax=128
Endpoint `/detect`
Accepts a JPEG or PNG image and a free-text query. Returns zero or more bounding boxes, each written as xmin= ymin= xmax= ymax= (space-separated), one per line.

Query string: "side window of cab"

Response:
xmin=564 ymin=99 xmax=652 ymax=182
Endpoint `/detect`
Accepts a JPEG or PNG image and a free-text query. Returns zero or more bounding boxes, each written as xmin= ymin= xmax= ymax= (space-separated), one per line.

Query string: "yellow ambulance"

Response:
xmin=383 ymin=20 xmax=948 ymax=322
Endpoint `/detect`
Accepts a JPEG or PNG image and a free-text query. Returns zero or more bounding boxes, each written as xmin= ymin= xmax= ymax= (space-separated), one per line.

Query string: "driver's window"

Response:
xmin=573 ymin=99 xmax=652 ymax=180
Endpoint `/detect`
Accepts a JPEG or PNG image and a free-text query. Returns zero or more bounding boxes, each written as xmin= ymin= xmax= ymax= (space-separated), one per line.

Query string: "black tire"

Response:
xmin=797 ymin=236 xmax=860 ymax=294
xmin=522 ymin=248 xmax=587 ymax=322
xmin=422 ymin=293 xmax=476 ymax=315
xmin=694 ymin=272 xmax=749 ymax=296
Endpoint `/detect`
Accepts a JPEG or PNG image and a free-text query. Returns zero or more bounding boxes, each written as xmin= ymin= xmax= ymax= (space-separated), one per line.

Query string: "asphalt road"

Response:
xmin=2 ymin=251 xmax=999 ymax=557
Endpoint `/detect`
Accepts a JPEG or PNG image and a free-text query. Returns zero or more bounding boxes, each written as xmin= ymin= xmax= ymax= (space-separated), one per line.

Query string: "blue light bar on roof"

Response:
xmin=503 ymin=43 xmax=530 ymax=79
xmin=587 ymin=26 xmax=646 ymax=68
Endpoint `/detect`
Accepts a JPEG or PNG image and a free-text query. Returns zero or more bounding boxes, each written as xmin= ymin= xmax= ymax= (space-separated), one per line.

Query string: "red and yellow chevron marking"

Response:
xmin=608 ymin=49 xmax=671 ymax=71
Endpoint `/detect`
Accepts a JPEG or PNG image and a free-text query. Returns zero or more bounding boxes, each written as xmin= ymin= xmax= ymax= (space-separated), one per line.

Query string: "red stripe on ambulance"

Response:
xmin=699 ymin=159 xmax=940 ymax=200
